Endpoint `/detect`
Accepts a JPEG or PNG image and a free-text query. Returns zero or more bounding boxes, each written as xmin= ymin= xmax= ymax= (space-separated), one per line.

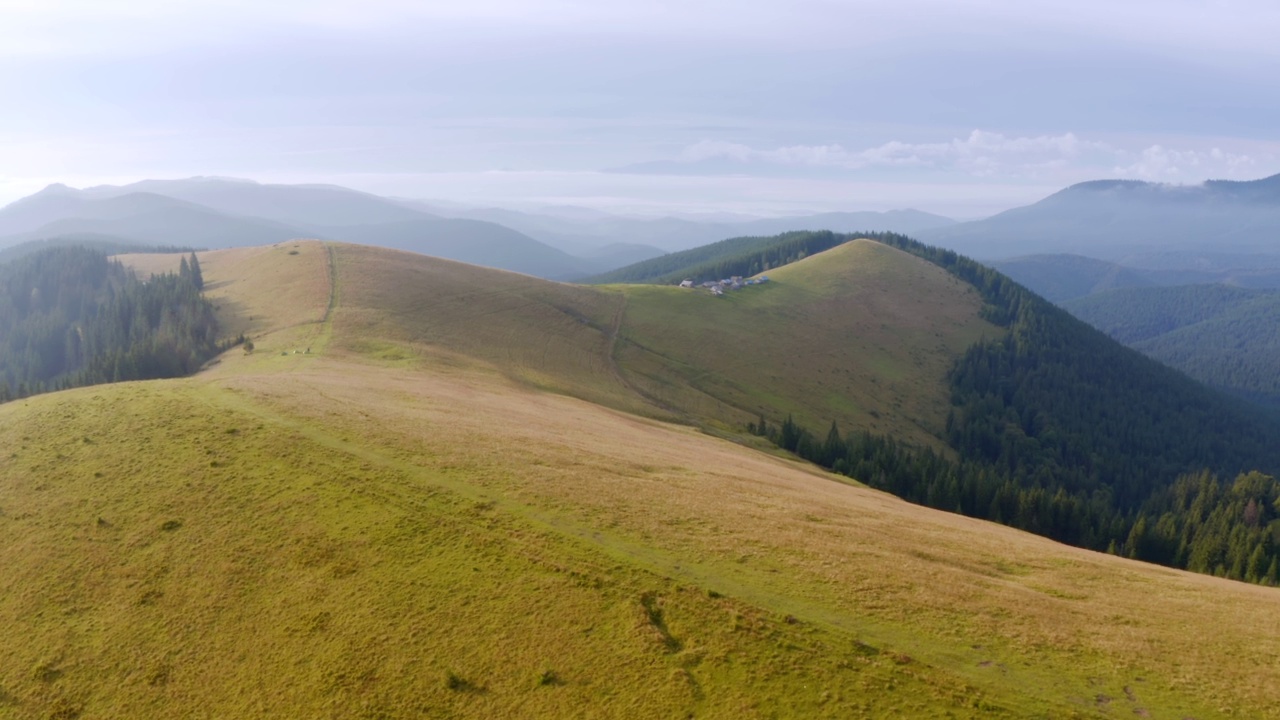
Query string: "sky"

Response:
xmin=1 ymin=0 xmax=1279 ymax=218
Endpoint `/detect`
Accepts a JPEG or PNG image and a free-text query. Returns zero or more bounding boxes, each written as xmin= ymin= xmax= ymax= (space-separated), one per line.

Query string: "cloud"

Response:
xmin=1112 ymin=145 xmax=1263 ymax=180
xmin=663 ymin=131 xmax=1276 ymax=185
xmin=674 ymin=131 xmax=1112 ymax=175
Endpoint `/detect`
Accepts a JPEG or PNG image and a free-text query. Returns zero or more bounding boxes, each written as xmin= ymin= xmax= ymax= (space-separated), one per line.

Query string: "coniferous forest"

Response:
xmin=758 ymin=233 xmax=1280 ymax=585
xmin=0 ymin=246 xmax=230 ymax=402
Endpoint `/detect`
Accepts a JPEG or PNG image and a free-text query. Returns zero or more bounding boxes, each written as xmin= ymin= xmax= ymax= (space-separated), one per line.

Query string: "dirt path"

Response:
xmin=601 ymin=292 xmax=684 ymax=419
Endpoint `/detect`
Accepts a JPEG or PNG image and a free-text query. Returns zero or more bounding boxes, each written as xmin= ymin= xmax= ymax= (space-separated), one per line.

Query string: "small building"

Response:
xmin=710 ymin=286 xmax=724 ymax=296
xmin=679 ymin=279 xmax=694 ymax=288
xmin=758 ymin=275 xmax=770 ymax=283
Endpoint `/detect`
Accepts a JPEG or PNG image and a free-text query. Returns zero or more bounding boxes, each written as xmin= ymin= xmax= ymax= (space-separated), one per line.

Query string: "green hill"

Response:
xmin=611 ymin=239 xmax=996 ymax=447
xmin=3 ymin=240 xmax=1280 ymax=717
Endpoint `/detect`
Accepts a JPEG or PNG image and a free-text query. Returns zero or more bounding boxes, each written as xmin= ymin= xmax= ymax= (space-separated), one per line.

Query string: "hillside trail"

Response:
xmin=601 ymin=292 xmax=685 ymax=419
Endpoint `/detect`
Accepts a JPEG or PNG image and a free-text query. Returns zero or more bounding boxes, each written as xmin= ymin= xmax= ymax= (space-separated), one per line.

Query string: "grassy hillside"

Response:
xmin=4 ymin=240 xmax=1280 ymax=717
xmin=613 ymin=239 xmax=998 ymax=446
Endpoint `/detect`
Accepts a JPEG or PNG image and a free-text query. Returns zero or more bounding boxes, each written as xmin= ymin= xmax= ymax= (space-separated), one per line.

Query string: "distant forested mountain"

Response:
xmin=0 ymin=247 xmax=230 ymax=401
xmin=920 ymin=173 xmax=1280 ymax=265
xmin=754 ymin=234 xmax=1280 ymax=585
xmin=995 ymin=253 xmax=1280 ymax=303
xmin=992 ymin=254 xmax=1155 ymax=302
xmin=1064 ymin=284 xmax=1280 ymax=407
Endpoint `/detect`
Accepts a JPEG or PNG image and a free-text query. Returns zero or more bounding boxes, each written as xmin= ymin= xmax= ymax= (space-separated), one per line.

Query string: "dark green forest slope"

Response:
xmin=1065 ymin=284 xmax=1280 ymax=407
xmin=0 ymin=247 xmax=228 ymax=401
xmin=760 ymin=234 xmax=1280 ymax=585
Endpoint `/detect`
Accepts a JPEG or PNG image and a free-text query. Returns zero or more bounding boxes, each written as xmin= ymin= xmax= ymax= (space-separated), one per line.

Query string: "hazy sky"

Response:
xmin=2 ymin=0 xmax=1278 ymax=217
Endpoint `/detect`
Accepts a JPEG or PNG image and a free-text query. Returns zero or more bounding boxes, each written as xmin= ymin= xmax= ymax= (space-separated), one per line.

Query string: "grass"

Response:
xmin=2 ymin=240 xmax=1276 ymax=718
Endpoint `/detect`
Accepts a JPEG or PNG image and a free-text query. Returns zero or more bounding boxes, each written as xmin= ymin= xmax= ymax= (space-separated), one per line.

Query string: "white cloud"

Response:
xmin=1112 ymin=145 xmax=1263 ymax=180
xmin=673 ymin=131 xmax=1276 ymax=185
xmin=678 ymin=131 xmax=1112 ymax=175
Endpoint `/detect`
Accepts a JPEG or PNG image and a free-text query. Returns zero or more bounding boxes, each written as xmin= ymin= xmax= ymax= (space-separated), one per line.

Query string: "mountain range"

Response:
xmin=0 ymin=178 xmax=957 ymax=280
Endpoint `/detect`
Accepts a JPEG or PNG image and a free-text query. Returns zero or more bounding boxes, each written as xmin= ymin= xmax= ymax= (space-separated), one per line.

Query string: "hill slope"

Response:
xmin=1 ymin=241 xmax=1279 ymax=717
xmin=612 ymin=239 xmax=997 ymax=446
xmin=1065 ymin=284 xmax=1280 ymax=406
xmin=994 ymin=253 xmax=1280 ymax=303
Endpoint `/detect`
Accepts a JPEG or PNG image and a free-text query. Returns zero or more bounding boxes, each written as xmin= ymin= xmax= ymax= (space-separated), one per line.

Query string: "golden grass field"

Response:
xmin=1 ymin=240 xmax=1278 ymax=718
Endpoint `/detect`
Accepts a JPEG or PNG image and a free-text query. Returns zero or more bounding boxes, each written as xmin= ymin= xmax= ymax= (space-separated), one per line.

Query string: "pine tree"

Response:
xmin=1246 ymin=544 xmax=1268 ymax=583
xmin=189 ymin=252 xmax=204 ymax=290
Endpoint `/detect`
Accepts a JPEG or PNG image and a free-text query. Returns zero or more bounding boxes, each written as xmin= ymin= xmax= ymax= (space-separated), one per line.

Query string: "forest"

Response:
xmin=755 ymin=233 xmax=1280 ymax=585
xmin=0 ymin=246 xmax=231 ymax=402
xmin=1065 ymin=284 xmax=1280 ymax=407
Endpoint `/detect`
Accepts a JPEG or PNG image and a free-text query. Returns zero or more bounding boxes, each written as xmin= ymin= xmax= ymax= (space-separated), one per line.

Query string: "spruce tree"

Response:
xmin=189 ymin=252 xmax=204 ymax=290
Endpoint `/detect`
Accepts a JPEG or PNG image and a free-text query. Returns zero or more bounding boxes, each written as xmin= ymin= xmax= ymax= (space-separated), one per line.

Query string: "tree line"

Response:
xmin=0 ymin=246 xmax=233 ymax=402
xmin=756 ymin=414 xmax=1279 ymax=585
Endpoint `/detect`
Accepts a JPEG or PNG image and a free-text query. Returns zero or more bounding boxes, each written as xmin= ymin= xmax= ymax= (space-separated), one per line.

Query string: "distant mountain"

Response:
xmin=0 ymin=179 xmax=635 ymax=279
xmin=0 ymin=235 xmax=197 ymax=265
xmin=1064 ymin=284 xmax=1280 ymax=408
xmin=410 ymin=203 xmax=956 ymax=254
xmin=732 ymin=209 xmax=956 ymax=239
xmin=920 ymin=172 xmax=1280 ymax=264
xmin=114 ymin=177 xmax=426 ymax=228
xmin=573 ymin=242 xmax=666 ymax=270
xmin=1 ymin=192 xmax=311 ymax=250
xmin=995 ymin=253 xmax=1280 ymax=303
xmin=992 ymin=255 xmax=1155 ymax=302
xmin=315 ymin=217 xmax=592 ymax=280
xmin=0 ymin=183 xmax=94 ymax=236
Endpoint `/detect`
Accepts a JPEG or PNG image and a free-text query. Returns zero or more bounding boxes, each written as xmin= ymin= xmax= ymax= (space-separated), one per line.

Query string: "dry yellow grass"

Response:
xmin=3 ymin=241 xmax=1278 ymax=718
